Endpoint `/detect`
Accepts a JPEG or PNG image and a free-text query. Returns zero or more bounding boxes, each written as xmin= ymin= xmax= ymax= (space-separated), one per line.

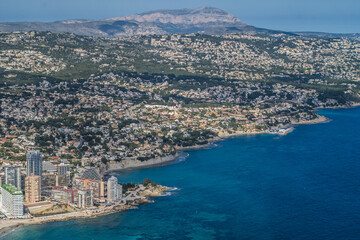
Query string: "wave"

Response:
xmin=175 ymin=153 xmax=189 ymax=163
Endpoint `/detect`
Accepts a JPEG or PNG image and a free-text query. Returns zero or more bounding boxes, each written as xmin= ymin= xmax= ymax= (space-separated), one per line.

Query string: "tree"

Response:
xmin=101 ymin=157 xmax=108 ymax=164
xmin=142 ymin=178 xmax=157 ymax=186
xmin=3 ymin=142 xmax=13 ymax=148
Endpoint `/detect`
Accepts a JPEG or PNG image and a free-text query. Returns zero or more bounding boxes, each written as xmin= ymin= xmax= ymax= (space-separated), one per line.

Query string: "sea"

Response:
xmin=3 ymin=107 xmax=360 ymax=240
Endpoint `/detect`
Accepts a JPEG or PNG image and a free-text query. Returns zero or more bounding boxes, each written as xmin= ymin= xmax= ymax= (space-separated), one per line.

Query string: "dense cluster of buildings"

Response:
xmin=0 ymin=33 xmax=358 ymax=170
xmin=0 ymin=31 xmax=359 ymax=83
xmin=145 ymin=34 xmax=360 ymax=81
xmin=0 ymin=32 xmax=358 ymax=219
xmin=0 ymin=71 xmax=336 ymax=170
xmin=0 ymin=49 xmax=66 ymax=74
xmin=0 ymin=150 xmax=123 ymax=218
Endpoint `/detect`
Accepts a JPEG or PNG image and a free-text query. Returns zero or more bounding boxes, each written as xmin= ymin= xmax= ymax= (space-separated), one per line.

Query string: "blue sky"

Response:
xmin=0 ymin=0 xmax=359 ymax=33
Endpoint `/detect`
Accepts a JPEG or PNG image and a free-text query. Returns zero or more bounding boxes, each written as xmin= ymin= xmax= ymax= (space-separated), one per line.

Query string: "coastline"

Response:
xmin=1 ymin=106 xmax=354 ymax=238
xmin=317 ymin=102 xmax=360 ymax=110
xmin=290 ymin=115 xmax=330 ymax=125
xmin=107 ymin=153 xmax=181 ymax=172
xmin=107 ymin=113 xmax=331 ymax=172
xmin=0 ymin=185 xmax=172 ymax=238
xmin=4 ymin=119 xmax=320 ymax=236
xmin=112 ymin=101 xmax=360 ymax=173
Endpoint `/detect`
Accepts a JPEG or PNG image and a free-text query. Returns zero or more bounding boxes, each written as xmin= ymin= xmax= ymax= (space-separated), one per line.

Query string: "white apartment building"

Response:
xmin=0 ymin=184 xmax=24 ymax=217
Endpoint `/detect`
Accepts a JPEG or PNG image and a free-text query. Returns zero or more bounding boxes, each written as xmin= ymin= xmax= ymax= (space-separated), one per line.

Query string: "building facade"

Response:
xmin=4 ymin=166 xmax=22 ymax=190
xmin=81 ymin=168 xmax=101 ymax=181
xmin=42 ymin=173 xmax=71 ymax=189
xmin=25 ymin=173 xmax=41 ymax=203
xmin=51 ymin=187 xmax=77 ymax=204
xmin=58 ymin=164 xmax=70 ymax=175
xmin=0 ymin=184 xmax=24 ymax=217
xmin=26 ymin=151 xmax=42 ymax=177
xmin=73 ymin=178 xmax=104 ymax=198
xmin=42 ymin=161 xmax=57 ymax=173
xmin=107 ymin=176 xmax=122 ymax=202
xmin=0 ymin=173 xmax=4 ymax=186
xmin=77 ymin=189 xmax=93 ymax=209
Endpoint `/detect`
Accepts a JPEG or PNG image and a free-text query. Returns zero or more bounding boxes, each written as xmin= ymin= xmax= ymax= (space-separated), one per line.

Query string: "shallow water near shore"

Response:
xmin=4 ymin=107 xmax=360 ymax=239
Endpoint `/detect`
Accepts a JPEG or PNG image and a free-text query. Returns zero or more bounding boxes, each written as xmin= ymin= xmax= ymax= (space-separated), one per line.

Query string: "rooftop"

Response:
xmin=1 ymin=184 xmax=23 ymax=195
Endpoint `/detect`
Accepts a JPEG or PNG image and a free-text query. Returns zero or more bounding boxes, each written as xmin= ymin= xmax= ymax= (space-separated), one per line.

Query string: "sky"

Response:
xmin=0 ymin=0 xmax=359 ymax=33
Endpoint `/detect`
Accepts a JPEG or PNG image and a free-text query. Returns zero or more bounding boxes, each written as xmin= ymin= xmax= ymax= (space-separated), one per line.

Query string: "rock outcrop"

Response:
xmin=108 ymin=154 xmax=178 ymax=171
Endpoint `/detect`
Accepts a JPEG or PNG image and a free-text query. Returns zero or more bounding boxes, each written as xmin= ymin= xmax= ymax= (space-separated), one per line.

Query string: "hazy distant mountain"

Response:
xmin=0 ymin=7 xmax=288 ymax=37
xmin=0 ymin=19 xmax=166 ymax=38
xmin=105 ymin=7 xmax=247 ymax=34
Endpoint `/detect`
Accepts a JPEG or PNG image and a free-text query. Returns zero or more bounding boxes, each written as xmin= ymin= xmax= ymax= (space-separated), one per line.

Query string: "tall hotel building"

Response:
xmin=0 ymin=184 xmax=24 ymax=217
xmin=4 ymin=166 xmax=22 ymax=190
xmin=26 ymin=151 xmax=42 ymax=177
xmin=107 ymin=176 xmax=122 ymax=202
xmin=25 ymin=173 xmax=41 ymax=203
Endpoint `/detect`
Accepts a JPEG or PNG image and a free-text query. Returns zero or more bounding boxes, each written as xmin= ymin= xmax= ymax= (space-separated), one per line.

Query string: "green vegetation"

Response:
xmin=122 ymin=183 xmax=136 ymax=193
xmin=142 ymin=178 xmax=157 ymax=187
xmin=1 ymin=184 xmax=23 ymax=195
xmin=163 ymin=130 xmax=217 ymax=147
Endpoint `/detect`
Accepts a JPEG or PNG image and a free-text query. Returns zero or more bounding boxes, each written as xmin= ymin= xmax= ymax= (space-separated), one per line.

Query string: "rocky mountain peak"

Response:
xmin=106 ymin=7 xmax=246 ymax=26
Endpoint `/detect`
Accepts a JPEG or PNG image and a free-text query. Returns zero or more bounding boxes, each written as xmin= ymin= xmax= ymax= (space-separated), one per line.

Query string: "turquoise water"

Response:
xmin=3 ymin=107 xmax=360 ymax=240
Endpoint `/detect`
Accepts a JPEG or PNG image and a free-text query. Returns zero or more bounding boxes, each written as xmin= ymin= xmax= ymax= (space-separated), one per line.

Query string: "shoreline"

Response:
xmin=107 ymin=113 xmax=331 ymax=172
xmin=106 ymin=153 xmax=181 ymax=173
xmin=0 ymin=185 xmax=172 ymax=238
xmin=316 ymin=102 xmax=360 ymax=110
xmin=1 ymin=105 xmax=356 ymax=238
xmin=108 ymin=101 xmax=360 ymax=173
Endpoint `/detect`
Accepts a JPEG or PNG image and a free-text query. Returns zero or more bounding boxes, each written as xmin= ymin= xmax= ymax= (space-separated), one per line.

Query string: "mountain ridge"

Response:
xmin=0 ymin=7 xmax=267 ymax=37
xmin=105 ymin=6 xmax=245 ymax=25
xmin=0 ymin=7 xmax=297 ymax=37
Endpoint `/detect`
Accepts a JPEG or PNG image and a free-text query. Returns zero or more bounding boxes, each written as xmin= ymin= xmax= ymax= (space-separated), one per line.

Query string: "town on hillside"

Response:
xmin=0 ymin=31 xmax=359 ymax=186
xmin=0 ymin=30 xmax=359 ymax=220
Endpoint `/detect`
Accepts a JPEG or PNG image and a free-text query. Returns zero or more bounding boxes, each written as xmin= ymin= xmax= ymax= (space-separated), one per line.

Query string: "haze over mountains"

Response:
xmin=0 ymin=7 xmax=289 ymax=37
xmin=0 ymin=6 xmax=358 ymax=39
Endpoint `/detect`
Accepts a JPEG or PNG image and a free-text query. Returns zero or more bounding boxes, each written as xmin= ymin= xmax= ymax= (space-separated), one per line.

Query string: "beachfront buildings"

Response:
xmin=0 ymin=184 xmax=24 ymax=217
xmin=25 ymin=173 xmax=41 ymax=203
xmin=73 ymin=178 xmax=104 ymax=198
xmin=107 ymin=176 xmax=122 ymax=202
xmin=26 ymin=151 xmax=42 ymax=177
xmin=51 ymin=187 xmax=77 ymax=204
xmin=77 ymin=189 xmax=93 ymax=209
xmin=4 ymin=166 xmax=22 ymax=190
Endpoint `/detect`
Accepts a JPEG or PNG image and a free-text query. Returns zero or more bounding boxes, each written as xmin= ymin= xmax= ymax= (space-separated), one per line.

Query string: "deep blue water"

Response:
xmin=3 ymin=107 xmax=360 ymax=240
